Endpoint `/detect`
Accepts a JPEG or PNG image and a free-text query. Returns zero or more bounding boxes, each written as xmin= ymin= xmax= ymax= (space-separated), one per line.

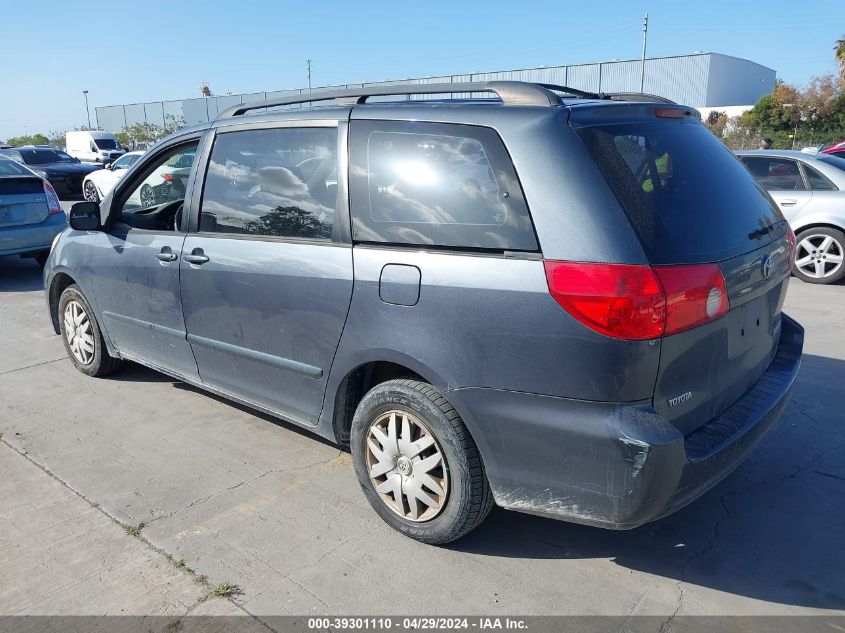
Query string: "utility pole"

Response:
xmin=306 ymin=59 xmax=312 ymax=93
xmin=640 ymin=14 xmax=649 ymax=93
xmin=82 ymin=90 xmax=92 ymax=129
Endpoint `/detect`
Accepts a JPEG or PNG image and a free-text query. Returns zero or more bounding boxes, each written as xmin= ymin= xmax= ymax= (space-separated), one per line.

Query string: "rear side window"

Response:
xmin=575 ymin=121 xmax=782 ymax=264
xmin=199 ymin=127 xmax=337 ymax=240
xmin=741 ymin=157 xmax=806 ymax=191
xmin=349 ymin=121 xmax=537 ymax=251
xmin=803 ymin=164 xmax=836 ymax=190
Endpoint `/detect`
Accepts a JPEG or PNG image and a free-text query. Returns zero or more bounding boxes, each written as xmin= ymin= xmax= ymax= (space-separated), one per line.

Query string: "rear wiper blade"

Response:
xmin=748 ymin=219 xmax=787 ymax=240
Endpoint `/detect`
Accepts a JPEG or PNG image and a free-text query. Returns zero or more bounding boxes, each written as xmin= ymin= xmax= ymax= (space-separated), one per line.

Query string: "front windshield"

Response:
xmin=94 ymin=138 xmax=119 ymax=150
xmin=18 ymin=149 xmax=76 ymax=165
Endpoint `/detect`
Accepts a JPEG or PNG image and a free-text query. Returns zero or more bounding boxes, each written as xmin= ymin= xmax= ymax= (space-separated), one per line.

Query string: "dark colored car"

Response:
xmin=0 ymin=146 xmax=102 ymax=198
xmin=44 ymin=82 xmax=803 ymax=544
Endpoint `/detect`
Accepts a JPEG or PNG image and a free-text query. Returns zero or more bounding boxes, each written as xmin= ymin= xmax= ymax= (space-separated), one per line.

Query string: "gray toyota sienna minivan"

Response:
xmin=44 ymin=82 xmax=803 ymax=544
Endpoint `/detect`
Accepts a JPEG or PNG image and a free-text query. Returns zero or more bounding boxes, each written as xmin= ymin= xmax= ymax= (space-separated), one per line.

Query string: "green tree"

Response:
xmin=835 ymin=35 xmax=845 ymax=81
xmin=4 ymin=133 xmax=50 ymax=146
xmin=704 ymin=110 xmax=728 ymax=138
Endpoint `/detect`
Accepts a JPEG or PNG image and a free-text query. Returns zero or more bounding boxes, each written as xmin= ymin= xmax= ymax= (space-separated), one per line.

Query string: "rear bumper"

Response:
xmin=448 ymin=314 xmax=804 ymax=529
xmin=0 ymin=213 xmax=66 ymax=257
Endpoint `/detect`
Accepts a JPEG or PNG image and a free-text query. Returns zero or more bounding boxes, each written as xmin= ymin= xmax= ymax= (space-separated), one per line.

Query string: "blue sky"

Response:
xmin=1 ymin=0 xmax=843 ymax=139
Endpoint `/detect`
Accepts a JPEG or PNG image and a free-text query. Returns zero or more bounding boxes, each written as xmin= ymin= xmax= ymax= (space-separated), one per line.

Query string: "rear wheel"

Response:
xmin=58 ymin=285 xmax=122 ymax=377
xmin=83 ymin=179 xmax=100 ymax=203
xmin=793 ymin=227 xmax=845 ymax=284
xmin=350 ymin=379 xmax=493 ymax=544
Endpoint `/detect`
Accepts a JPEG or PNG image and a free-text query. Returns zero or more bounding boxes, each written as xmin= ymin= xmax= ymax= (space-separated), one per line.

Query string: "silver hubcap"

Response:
xmin=795 ymin=234 xmax=843 ymax=279
xmin=64 ymin=300 xmax=95 ymax=365
xmin=366 ymin=410 xmax=448 ymax=522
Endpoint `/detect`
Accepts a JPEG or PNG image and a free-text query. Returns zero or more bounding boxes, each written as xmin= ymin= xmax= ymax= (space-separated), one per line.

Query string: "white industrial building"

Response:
xmin=95 ymin=52 xmax=776 ymax=131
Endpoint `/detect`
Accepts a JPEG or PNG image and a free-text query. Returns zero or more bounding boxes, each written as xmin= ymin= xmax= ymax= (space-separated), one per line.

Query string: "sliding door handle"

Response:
xmin=183 ymin=248 xmax=209 ymax=265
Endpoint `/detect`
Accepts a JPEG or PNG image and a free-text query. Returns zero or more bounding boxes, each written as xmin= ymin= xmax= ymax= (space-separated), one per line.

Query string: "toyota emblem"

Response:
xmin=761 ymin=254 xmax=774 ymax=279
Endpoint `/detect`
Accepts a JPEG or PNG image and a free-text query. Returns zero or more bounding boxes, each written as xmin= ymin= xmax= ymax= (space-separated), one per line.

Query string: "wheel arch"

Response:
xmin=321 ymin=352 xmax=448 ymax=447
xmin=48 ymin=272 xmax=78 ymax=334
xmin=791 ymin=220 xmax=845 ymax=236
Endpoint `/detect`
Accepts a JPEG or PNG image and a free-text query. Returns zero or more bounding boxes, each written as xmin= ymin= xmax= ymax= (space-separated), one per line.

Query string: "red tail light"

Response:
xmin=544 ymin=261 xmax=729 ymax=340
xmin=786 ymin=226 xmax=797 ymax=269
xmin=161 ymin=172 xmax=175 ymax=182
xmin=44 ymin=181 xmax=63 ymax=214
xmin=653 ymin=264 xmax=728 ymax=336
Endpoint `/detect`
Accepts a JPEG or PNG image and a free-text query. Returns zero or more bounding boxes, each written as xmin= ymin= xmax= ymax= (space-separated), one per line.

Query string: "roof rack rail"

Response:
xmin=605 ymin=92 xmax=676 ymax=104
xmin=535 ymin=83 xmax=603 ymax=100
xmin=218 ymin=80 xmax=612 ymax=118
xmin=218 ymin=81 xmax=676 ymax=119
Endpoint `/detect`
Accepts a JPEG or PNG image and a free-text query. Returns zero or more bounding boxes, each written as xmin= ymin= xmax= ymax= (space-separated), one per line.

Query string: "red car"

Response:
xmin=821 ymin=141 xmax=845 ymax=158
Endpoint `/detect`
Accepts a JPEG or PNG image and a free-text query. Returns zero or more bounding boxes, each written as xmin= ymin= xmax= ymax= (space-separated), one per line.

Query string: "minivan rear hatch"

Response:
xmin=571 ymin=104 xmax=791 ymax=436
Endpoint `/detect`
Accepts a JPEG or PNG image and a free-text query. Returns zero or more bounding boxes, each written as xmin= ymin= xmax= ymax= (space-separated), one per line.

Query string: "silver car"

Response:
xmin=737 ymin=150 xmax=845 ymax=284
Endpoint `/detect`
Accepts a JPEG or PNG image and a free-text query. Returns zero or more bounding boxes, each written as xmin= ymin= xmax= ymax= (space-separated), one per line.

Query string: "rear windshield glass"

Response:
xmin=17 ymin=149 xmax=76 ymax=165
xmin=94 ymin=139 xmax=119 ymax=150
xmin=575 ymin=121 xmax=783 ymax=264
xmin=0 ymin=158 xmax=32 ymax=176
xmin=817 ymin=154 xmax=845 ymax=173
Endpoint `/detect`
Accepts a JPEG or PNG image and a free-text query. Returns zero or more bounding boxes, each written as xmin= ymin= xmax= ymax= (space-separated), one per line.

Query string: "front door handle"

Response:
xmin=155 ymin=246 xmax=178 ymax=262
xmin=183 ymin=248 xmax=209 ymax=265
xmin=780 ymin=199 xmax=797 ymax=206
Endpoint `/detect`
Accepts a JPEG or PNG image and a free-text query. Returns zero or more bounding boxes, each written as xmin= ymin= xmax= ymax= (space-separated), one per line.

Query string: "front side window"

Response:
xmin=120 ymin=143 xmax=197 ymax=215
xmin=199 ymin=127 xmax=337 ymax=240
xmin=741 ymin=157 xmax=806 ymax=191
xmin=349 ymin=121 xmax=537 ymax=251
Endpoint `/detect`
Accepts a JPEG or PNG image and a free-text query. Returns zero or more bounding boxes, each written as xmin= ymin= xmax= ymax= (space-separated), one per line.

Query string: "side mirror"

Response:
xmin=69 ymin=201 xmax=101 ymax=231
xmin=105 ymin=163 xmax=112 ymax=170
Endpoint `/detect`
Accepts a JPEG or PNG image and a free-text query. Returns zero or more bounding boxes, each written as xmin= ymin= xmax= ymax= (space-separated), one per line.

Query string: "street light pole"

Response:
xmin=306 ymin=59 xmax=312 ymax=93
xmin=640 ymin=14 xmax=649 ymax=93
xmin=82 ymin=90 xmax=91 ymax=129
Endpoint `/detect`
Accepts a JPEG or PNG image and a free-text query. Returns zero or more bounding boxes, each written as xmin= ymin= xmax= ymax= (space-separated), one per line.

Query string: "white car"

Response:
xmin=82 ymin=151 xmax=145 ymax=202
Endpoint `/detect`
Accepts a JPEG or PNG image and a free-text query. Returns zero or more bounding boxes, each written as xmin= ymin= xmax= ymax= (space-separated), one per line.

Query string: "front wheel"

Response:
xmin=351 ymin=379 xmax=493 ymax=544
xmin=58 ymin=284 xmax=122 ymax=377
xmin=793 ymin=227 xmax=845 ymax=284
xmin=83 ymin=179 xmax=100 ymax=203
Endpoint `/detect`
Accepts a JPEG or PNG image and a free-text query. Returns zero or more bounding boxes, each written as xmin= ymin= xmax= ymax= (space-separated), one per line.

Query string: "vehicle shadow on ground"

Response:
xmin=453 ymin=352 xmax=845 ymax=610
xmin=0 ymin=256 xmax=44 ymax=292
xmin=106 ymin=353 xmax=845 ymax=610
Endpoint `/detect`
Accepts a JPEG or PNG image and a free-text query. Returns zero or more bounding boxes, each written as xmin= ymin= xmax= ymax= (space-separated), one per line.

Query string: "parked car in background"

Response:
xmin=0 ymin=146 xmax=102 ymax=199
xmin=45 ymin=82 xmax=802 ymax=544
xmin=0 ymin=157 xmax=65 ymax=266
xmin=821 ymin=141 xmax=845 ymax=159
xmin=65 ymin=131 xmax=125 ymax=164
xmin=82 ymin=151 xmax=145 ymax=202
xmin=737 ymin=149 xmax=845 ymax=284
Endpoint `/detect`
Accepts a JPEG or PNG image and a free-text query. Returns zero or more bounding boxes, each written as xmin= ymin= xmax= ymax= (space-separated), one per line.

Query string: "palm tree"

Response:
xmin=835 ymin=36 xmax=845 ymax=81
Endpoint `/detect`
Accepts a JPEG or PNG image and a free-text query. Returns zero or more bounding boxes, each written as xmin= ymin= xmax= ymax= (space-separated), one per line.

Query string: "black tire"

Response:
xmin=57 ymin=284 xmax=122 ymax=377
xmin=350 ymin=379 xmax=494 ymax=544
xmin=792 ymin=227 xmax=845 ymax=285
